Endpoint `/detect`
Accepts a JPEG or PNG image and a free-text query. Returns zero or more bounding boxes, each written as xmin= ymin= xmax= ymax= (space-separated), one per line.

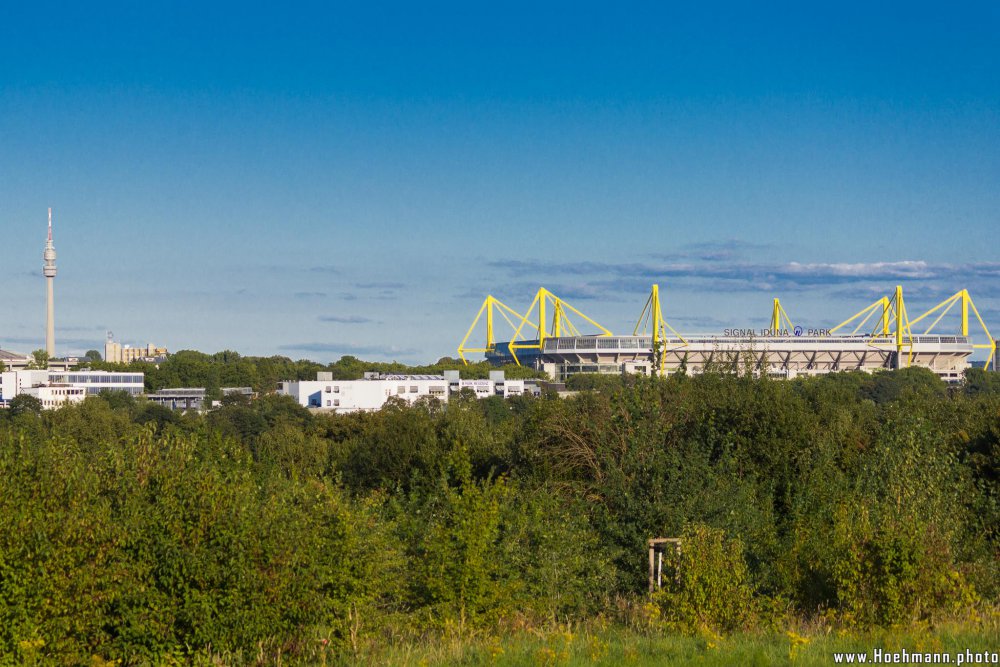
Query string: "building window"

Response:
xmin=325 ymin=386 xmax=332 ymax=393
xmin=397 ymin=386 xmax=405 ymax=395
xmin=333 ymin=399 xmax=340 ymax=407
xmin=410 ymin=386 xmax=418 ymax=393
xmin=334 ymin=386 xmax=340 ymax=393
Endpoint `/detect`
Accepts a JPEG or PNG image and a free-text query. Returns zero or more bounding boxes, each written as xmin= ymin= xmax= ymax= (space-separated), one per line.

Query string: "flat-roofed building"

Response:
xmin=21 ymin=384 xmax=86 ymax=409
xmin=0 ymin=349 xmax=29 ymax=368
xmin=279 ymin=374 xmax=450 ymax=413
xmin=278 ymin=371 xmax=538 ymax=413
xmin=46 ymin=370 xmax=145 ymax=396
xmin=147 ymin=388 xmax=207 ymax=411
xmin=0 ymin=369 xmax=144 ymax=408
xmin=104 ymin=340 xmax=169 ymax=364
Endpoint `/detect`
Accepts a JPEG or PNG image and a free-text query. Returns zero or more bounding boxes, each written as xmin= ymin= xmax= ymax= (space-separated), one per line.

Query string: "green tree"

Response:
xmin=8 ymin=394 xmax=43 ymax=417
xmin=84 ymin=349 xmax=103 ymax=362
xmin=964 ymin=366 xmax=1000 ymax=396
xmin=653 ymin=524 xmax=758 ymax=633
xmin=96 ymin=389 xmax=137 ymax=412
xmin=27 ymin=349 xmax=49 ymax=369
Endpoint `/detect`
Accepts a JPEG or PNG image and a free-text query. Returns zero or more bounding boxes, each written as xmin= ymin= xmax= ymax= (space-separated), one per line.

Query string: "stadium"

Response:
xmin=458 ymin=285 xmax=998 ymax=382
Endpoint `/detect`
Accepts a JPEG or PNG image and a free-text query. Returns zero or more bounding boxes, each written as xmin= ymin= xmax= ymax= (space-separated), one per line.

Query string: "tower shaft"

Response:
xmin=46 ymin=277 xmax=55 ymax=357
xmin=43 ymin=207 xmax=57 ymax=357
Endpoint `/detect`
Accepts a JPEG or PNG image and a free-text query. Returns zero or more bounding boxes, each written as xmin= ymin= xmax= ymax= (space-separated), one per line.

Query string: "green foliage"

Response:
xmin=26 ymin=349 xmax=49 ymax=370
xmin=406 ymin=470 xmax=514 ymax=629
xmin=565 ymin=372 xmax=627 ymax=392
xmin=97 ymin=389 xmax=137 ymax=412
xmin=498 ymin=487 xmax=616 ymax=621
xmin=826 ymin=412 xmax=981 ymax=627
xmin=863 ymin=366 xmax=947 ymax=404
xmin=0 ymin=366 xmax=996 ymax=661
xmin=653 ymin=525 xmax=758 ymax=633
xmin=7 ymin=394 xmax=43 ymax=418
xmin=0 ymin=424 xmax=393 ymax=664
xmin=964 ymin=366 xmax=1000 ymax=396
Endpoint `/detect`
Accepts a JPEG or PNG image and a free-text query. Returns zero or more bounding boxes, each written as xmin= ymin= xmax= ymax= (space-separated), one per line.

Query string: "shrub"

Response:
xmin=652 ymin=524 xmax=757 ymax=633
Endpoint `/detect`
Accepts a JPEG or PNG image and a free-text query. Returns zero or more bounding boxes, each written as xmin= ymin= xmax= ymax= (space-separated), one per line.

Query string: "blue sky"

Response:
xmin=2 ymin=2 xmax=998 ymax=362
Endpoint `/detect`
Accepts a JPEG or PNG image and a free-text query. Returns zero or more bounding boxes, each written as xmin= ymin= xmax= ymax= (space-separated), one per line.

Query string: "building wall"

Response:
xmin=104 ymin=341 xmax=168 ymax=364
xmin=147 ymin=388 xmax=207 ymax=411
xmin=279 ymin=378 xmax=450 ymax=412
xmin=457 ymin=379 xmax=494 ymax=398
xmin=0 ymin=370 xmax=49 ymax=402
xmin=278 ymin=373 xmax=539 ymax=413
xmin=1 ymin=370 xmax=144 ymax=408
xmin=21 ymin=385 xmax=86 ymax=409
xmin=48 ymin=371 xmax=145 ymax=395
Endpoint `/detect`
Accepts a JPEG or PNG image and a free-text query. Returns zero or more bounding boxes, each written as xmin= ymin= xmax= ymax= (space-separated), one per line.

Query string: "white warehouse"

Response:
xmin=277 ymin=370 xmax=534 ymax=413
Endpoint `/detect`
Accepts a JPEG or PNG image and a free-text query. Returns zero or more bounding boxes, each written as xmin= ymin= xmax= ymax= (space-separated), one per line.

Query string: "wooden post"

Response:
xmin=648 ymin=541 xmax=656 ymax=593
xmin=647 ymin=538 xmax=682 ymax=594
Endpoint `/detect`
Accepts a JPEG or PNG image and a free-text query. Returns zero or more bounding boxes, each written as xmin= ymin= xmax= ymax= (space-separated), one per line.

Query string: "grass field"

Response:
xmin=276 ymin=614 xmax=1000 ymax=666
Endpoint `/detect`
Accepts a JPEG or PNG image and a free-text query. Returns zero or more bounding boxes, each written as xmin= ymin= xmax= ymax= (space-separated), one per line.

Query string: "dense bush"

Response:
xmin=653 ymin=524 xmax=760 ymax=633
xmin=0 ymin=366 xmax=997 ymax=662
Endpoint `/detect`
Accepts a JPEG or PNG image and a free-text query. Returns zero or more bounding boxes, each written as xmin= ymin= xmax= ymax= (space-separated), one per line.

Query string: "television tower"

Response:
xmin=43 ymin=207 xmax=57 ymax=357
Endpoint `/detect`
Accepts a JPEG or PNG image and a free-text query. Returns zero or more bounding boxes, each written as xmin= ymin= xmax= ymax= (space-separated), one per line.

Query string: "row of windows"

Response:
xmin=50 ymin=374 xmax=144 ymax=384
xmin=325 ymin=384 xmax=452 ymax=395
xmin=46 ymin=389 xmax=84 ymax=396
xmin=42 ymin=399 xmax=78 ymax=407
xmin=84 ymin=387 xmax=143 ymax=395
xmin=546 ymin=336 xmax=973 ymax=351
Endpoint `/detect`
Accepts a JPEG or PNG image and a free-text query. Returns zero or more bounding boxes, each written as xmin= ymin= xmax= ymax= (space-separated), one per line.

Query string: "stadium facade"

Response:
xmin=460 ymin=285 xmax=996 ymax=383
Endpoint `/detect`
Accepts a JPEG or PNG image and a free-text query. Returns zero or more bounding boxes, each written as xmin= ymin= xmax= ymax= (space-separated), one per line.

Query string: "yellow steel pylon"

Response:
xmin=769 ymin=298 xmax=794 ymax=333
xmin=457 ymin=295 xmax=536 ymax=366
xmin=831 ymin=295 xmax=892 ymax=336
xmin=831 ymin=286 xmax=913 ymax=367
xmin=510 ymin=287 xmax=612 ymax=357
xmin=633 ymin=284 xmax=688 ymax=373
xmin=910 ymin=289 xmax=997 ymax=370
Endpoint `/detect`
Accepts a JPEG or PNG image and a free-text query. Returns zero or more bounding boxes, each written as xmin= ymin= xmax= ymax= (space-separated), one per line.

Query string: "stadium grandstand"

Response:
xmin=458 ymin=285 xmax=997 ymax=382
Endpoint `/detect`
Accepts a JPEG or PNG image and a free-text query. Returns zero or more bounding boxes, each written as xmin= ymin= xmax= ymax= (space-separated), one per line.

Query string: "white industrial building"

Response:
xmin=0 ymin=369 xmax=145 ymax=409
xmin=277 ymin=370 xmax=535 ymax=413
xmin=19 ymin=384 xmax=87 ymax=409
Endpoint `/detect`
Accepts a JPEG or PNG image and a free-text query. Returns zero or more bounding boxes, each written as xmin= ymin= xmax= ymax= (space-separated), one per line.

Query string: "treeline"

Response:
xmin=0 ymin=367 xmax=997 ymax=663
xmin=85 ymin=350 xmax=544 ymax=396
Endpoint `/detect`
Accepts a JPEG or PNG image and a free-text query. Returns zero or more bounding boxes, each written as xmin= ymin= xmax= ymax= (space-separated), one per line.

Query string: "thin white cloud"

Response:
xmin=278 ymin=342 xmax=420 ymax=357
xmin=319 ymin=315 xmax=373 ymax=324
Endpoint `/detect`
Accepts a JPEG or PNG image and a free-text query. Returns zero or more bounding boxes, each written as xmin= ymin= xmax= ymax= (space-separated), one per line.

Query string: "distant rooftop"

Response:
xmin=148 ymin=388 xmax=207 ymax=397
